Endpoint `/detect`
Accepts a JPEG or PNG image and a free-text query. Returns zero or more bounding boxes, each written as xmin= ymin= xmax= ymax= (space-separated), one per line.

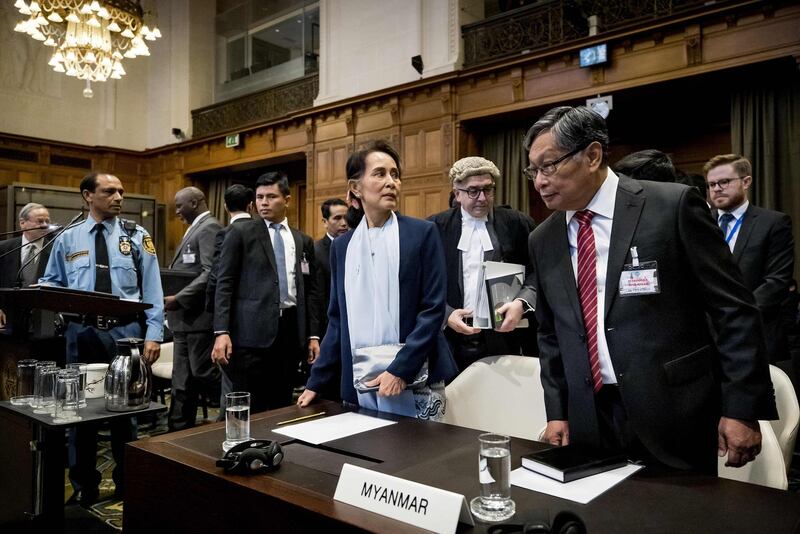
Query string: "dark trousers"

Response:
xmin=65 ymin=322 xmax=139 ymax=492
xmin=221 ymin=308 xmax=299 ymax=413
xmin=168 ymin=330 xmax=221 ymax=430
xmin=593 ymin=385 xmax=716 ymax=476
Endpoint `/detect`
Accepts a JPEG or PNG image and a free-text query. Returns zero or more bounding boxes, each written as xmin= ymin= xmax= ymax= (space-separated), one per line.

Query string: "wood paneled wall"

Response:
xmin=1 ymin=1 xmax=798 ymax=262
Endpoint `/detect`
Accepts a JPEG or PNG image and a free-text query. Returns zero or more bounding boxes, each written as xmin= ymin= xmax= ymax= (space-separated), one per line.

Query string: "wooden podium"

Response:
xmin=0 ymin=287 xmax=151 ymax=400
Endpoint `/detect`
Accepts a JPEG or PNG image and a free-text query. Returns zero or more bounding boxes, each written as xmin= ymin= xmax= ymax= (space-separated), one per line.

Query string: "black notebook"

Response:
xmin=521 ymin=445 xmax=628 ymax=483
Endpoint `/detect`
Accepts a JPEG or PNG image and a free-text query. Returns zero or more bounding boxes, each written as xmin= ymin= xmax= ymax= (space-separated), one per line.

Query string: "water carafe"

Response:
xmin=105 ymin=337 xmax=151 ymax=412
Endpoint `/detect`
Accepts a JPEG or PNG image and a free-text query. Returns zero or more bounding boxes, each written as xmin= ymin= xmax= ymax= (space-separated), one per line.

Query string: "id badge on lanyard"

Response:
xmin=619 ymin=246 xmax=660 ymax=296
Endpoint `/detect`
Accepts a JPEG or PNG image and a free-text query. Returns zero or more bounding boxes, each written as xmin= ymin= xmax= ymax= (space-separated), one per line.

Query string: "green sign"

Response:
xmin=225 ymin=133 xmax=240 ymax=148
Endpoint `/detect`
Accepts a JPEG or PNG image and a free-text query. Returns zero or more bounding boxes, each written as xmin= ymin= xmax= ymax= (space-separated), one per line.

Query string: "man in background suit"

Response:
xmin=705 ymin=154 xmax=795 ymax=363
xmin=164 ymin=187 xmax=222 ymax=430
xmin=313 ymin=198 xmax=348 ymax=343
xmin=205 ymin=184 xmax=253 ymax=417
xmin=0 ymin=203 xmax=52 ymax=334
xmin=212 ymin=172 xmax=321 ymax=411
xmin=429 ymin=157 xmax=537 ymax=372
xmin=526 ymin=106 xmax=776 ymax=474
xmin=309 ymin=198 xmax=348 ymax=400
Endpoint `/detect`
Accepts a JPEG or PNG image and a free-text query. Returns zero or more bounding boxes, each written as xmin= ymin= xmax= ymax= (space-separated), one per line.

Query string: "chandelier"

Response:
xmin=12 ymin=0 xmax=161 ymax=91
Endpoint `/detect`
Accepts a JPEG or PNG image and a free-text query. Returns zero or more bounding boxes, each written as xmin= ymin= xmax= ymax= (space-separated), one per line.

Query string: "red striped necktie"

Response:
xmin=575 ymin=209 xmax=603 ymax=394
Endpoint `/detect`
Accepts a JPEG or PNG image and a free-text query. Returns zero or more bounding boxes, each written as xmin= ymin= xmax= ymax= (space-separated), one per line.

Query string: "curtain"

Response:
xmin=206 ymin=176 xmax=231 ymax=225
xmin=731 ymin=73 xmax=800 ymax=277
xmin=481 ymin=126 xmax=529 ymax=211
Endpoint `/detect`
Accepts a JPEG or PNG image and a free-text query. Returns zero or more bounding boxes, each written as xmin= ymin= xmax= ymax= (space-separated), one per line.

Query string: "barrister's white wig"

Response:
xmin=448 ymin=156 xmax=500 ymax=185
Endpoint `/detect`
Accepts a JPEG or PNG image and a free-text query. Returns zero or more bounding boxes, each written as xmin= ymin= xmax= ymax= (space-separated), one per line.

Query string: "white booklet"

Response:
xmin=510 ymin=463 xmax=643 ymax=504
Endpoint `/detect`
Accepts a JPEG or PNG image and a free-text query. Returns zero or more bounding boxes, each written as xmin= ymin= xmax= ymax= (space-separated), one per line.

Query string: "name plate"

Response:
xmin=334 ymin=463 xmax=474 ymax=533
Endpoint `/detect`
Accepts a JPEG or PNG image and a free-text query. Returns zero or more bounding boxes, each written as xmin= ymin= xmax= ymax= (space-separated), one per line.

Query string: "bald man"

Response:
xmin=165 ymin=187 xmax=222 ymax=430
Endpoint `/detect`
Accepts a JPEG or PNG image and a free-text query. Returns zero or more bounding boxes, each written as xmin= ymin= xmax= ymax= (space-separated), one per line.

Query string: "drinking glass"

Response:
xmin=32 ymin=367 xmax=59 ymax=415
xmin=223 ymin=391 xmax=250 ymax=452
xmin=30 ymin=361 xmax=57 ymax=409
xmin=470 ymin=433 xmax=515 ymax=522
xmin=53 ymin=369 xmax=82 ymax=424
xmin=10 ymin=359 xmax=38 ymax=405
xmin=66 ymin=363 xmax=88 ymax=408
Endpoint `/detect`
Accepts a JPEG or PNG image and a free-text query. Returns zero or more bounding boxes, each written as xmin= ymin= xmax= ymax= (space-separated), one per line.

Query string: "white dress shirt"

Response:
xmin=717 ymin=200 xmax=749 ymax=252
xmin=184 ymin=210 xmax=210 ymax=238
xmin=266 ymin=217 xmax=297 ymax=308
xmin=229 ymin=212 xmax=251 ymax=223
xmin=458 ymin=208 xmax=493 ymax=320
xmin=565 ymin=169 xmax=619 ymax=385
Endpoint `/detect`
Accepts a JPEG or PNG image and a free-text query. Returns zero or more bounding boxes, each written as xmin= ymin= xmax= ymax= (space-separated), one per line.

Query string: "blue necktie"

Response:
xmin=270 ymin=222 xmax=289 ymax=304
xmin=718 ymin=213 xmax=735 ymax=237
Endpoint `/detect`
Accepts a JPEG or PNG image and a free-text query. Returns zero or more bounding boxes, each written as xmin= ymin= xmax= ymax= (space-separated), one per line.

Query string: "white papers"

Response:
xmin=510 ymin=463 xmax=643 ymax=504
xmin=272 ymin=412 xmax=397 ymax=445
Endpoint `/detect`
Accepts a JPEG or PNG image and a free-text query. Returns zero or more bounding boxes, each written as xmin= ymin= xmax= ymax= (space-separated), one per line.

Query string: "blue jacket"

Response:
xmin=306 ymin=214 xmax=458 ymax=404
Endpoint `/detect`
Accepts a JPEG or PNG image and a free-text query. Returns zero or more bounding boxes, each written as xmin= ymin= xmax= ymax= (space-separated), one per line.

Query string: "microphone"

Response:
xmin=13 ymin=212 xmax=84 ymax=285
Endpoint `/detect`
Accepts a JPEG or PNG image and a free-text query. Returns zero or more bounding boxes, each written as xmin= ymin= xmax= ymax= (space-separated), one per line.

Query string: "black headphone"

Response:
xmin=487 ymin=511 xmax=586 ymax=534
xmin=216 ymin=440 xmax=284 ymax=474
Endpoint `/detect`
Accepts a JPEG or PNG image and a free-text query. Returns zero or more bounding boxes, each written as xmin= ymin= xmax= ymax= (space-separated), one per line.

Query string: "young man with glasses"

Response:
xmin=705 ymin=154 xmax=794 ymax=363
xmin=429 ymin=156 xmax=537 ymax=372
xmin=527 ymin=106 xmax=776 ymax=475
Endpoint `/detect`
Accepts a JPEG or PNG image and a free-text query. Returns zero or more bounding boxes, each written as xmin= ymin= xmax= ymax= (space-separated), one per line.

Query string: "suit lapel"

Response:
xmin=551 ymin=215 xmax=584 ymax=330
xmin=171 ymin=216 xmax=203 ymax=266
xmin=257 ymin=220 xmax=278 ymax=273
xmin=732 ymin=204 xmax=757 ymax=262
xmin=604 ymin=179 xmax=645 ymax=317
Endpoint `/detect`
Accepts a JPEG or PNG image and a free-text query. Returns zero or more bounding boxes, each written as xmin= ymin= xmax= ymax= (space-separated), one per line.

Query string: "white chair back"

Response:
xmin=151 ymin=341 xmax=174 ymax=380
xmin=441 ymin=355 xmax=546 ymax=441
xmin=718 ymin=420 xmax=788 ymax=490
xmin=769 ymin=364 xmax=799 ymax=470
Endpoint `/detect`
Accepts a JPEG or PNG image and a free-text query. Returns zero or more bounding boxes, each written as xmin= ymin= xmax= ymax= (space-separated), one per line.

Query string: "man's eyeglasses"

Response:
xmin=456 ymin=186 xmax=495 ymax=199
xmin=523 ymin=145 xmax=587 ymax=181
xmin=707 ymin=176 xmax=744 ymax=190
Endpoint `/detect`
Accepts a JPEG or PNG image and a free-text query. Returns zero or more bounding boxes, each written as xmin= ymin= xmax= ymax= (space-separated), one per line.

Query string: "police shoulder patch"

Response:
xmin=142 ymin=235 xmax=156 ymax=255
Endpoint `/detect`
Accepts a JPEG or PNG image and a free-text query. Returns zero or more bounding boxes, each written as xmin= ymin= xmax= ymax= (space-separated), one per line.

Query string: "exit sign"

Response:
xmin=225 ymin=133 xmax=240 ymax=148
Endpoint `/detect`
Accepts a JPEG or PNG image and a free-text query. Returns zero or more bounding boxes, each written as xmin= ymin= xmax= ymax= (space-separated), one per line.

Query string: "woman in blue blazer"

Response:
xmin=298 ymin=141 xmax=458 ymax=419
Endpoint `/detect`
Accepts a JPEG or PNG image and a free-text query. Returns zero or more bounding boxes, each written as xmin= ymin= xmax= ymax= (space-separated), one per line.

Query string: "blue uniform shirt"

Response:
xmin=40 ymin=215 xmax=164 ymax=342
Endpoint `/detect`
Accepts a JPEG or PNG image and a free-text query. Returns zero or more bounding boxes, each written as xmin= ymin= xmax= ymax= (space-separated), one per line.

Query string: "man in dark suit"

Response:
xmin=0 ymin=203 xmax=52 ymax=334
xmin=164 ymin=187 xmax=222 ymax=430
xmin=526 ymin=106 xmax=776 ymax=474
xmin=705 ymin=154 xmax=795 ymax=363
xmin=205 ymin=184 xmax=253 ymax=417
xmin=313 ymin=198 xmax=348 ymax=339
xmin=212 ymin=172 xmax=321 ymax=411
xmin=429 ymin=156 xmax=537 ymax=372
xmin=310 ymin=198 xmax=348 ymax=400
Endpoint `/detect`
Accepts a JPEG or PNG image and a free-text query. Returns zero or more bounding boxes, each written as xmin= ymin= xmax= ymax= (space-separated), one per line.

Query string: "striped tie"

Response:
xmin=575 ymin=210 xmax=603 ymax=394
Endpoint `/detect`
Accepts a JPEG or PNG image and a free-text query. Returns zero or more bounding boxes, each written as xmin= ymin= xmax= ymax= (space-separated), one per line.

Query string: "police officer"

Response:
xmin=40 ymin=171 xmax=163 ymax=505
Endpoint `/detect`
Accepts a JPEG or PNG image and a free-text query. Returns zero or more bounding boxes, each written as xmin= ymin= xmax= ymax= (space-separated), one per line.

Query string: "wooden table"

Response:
xmin=0 ymin=398 xmax=166 ymax=528
xmin=125 ymin=401 xmax=800 ymax=533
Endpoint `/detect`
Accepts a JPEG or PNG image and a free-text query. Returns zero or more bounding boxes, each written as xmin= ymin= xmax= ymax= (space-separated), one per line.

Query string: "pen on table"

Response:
xmin=276 ymin=411 xmax=326 ymax=426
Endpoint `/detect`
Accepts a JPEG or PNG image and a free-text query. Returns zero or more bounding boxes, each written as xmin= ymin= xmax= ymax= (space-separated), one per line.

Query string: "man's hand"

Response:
xmin=297 ymin=389 xmax=318 ymax=407
xmin=0 ymin=309 xmax=6 ymax=329
xmin=495 ymin=299 xmax=525 ymax=332
xmin=447 ymin=308 xmax=481 ymax=335
xmin=143 ymin=341 xmax=161 ymax=364
xmin=543 ymin=420 xmax=570 ymax=446
xmin=307 ymin=339 xmax=320 ymax=364
xmin=212 ymin=334 xmax=233 ymax=366
xmin=718 ymin=416 xmax=762 ymax=467
xmin=164 ymin=295 xmax=180 ymax=311
xmin=365 ymin=371 xmax=406 ymax=397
